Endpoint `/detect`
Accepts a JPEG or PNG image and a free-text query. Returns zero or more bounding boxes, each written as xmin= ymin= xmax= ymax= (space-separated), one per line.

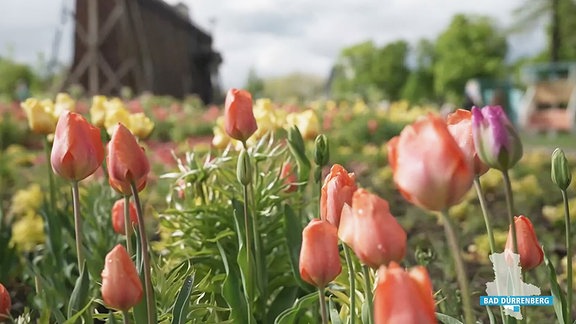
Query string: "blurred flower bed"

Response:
xmin=0 ymin=92 xmax=574 ymax=322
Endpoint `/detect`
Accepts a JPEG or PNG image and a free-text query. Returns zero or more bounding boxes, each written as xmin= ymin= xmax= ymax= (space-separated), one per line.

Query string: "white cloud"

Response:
xmin=0 ymin=0 xmax=546 ymax=90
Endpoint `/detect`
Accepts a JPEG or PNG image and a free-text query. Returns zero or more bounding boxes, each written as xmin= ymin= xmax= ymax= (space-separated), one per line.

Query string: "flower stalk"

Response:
xmin=343 ymin=244 xmax=356 ymax=324
xmin=71 ymin=181 xmax=84 ymax=270
xmin=124 ymin=195 xmax=133 ymax=255
xmin=502 ymin=170 xmax=518 ymax=255
xmin=319 ymin=286 xmax=328 ymax=324
xmin=561 ymin=189 xmax=572 ymax=322
xmin=362 ymin=265 xmax=374 ymax=324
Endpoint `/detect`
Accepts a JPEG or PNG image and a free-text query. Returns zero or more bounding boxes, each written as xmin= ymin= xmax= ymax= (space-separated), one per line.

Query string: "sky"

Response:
xmin=0 ymin=0 xmax=546 ymax=89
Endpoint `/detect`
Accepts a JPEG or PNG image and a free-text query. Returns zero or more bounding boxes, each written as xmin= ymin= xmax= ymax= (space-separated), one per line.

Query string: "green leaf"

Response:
xmin=329 ymin=297 xmax=342 ymax=324
xmin=217 ymin=241 xmax=254 ymax=323
xmin=171 ymin=274 xmax=195 ymax=324
xmin=62 ymin=299 xmax=93 ymax=324
xmin=108 ymin=311 xmax=119 ymax=324
xmin=283 ymin=204 xmax=311 ymax=290
xmin=266 ymin=286 xmax=300 ymax=323
xmin=544 ymin=249 xmax=567 ymax=324
xmin=436 ymin=312 xmax=464 ymax=324
xmin=274 ymin=292 xmax=318 ymax=324
xmin=67 ymin=262 xmax=90 ymax=319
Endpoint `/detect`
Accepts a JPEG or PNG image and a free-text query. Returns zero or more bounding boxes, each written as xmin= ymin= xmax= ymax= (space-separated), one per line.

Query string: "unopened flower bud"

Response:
xmin=314 ymin=134 xmax=329 ymax=167
xmin=551 ymin=148 xmax=571 ymax=191
xmin=237 ymin=149 xmax=252 ymax=186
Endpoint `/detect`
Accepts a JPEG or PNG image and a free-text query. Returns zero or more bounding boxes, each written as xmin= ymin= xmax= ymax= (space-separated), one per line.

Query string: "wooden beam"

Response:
xmin=88 ymin=0 xmax=99 ymax=95
xmin=102 ymin=59 xmax=135 ymax=93
xmin=98 ymin=53 xmax=121 ymax=92
xmin=98 ymin=0 xmax=124 ymax=46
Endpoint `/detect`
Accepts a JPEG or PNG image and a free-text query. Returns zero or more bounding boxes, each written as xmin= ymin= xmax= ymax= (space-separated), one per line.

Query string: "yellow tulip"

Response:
xmin=104 ymin=98 xmax=131 ymax=135
xmin=128 ymin=112 xmax=155 ymax=139
xmin=11 ymin=211 xmax=45 ymax=251
xmin=212 ymin=117 xmax=231 ymax=149
xmin=90 ymin=95 xmax=108 ymax=127
xmin=54 ymin=93 xmax=76 ymax=116
xmin=285 ymin=110 xmax=320 ymax=140
xmin=21 ymin=98 xmax=58 ymax=134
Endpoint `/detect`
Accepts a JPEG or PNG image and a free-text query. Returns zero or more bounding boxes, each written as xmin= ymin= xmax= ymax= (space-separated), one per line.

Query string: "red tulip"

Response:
xmin=339 ymin=189 xmax=406 ymax=268
xmin=0 ymin=283 xmax=10 ymax=319
xmin=374 ymin=262 xmax=437 ymax=324
xmin=505 ymin=216 xmax=543 ymax=271
xmin=107 ymin=124 xmax=150 ymax=195
xmin=101 ymin=244 xmax=143 ymax=311
xmin=111 ymin=198 xmax=138 ymax=235
xmin=224 ymin=88 xmax=257 ymax=142
xmin=446 ymin=109 xmax=489 ymax=175
xmin=299 ymin=219 xmax=342 ymax=288
xmin=387 ymin=114 xmax=474 ymax=211
xmin=320 ymin=164 xmax=357 ymax=228
xmin=280 ymin=162 xmax=297 ymax=193
xmin=50 ymin=111 xmax=104 ymax=181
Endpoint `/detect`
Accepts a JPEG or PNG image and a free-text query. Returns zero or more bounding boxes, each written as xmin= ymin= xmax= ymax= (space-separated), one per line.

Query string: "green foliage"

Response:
xmin=262 ymin=73 xmax=325 ymax=102
xmin=245 ymin=68 xmax=265 ymax=99
xmin=330 ymin=40 xmax=410 ymax=101
xmin=433 ymin=14 xmax=507 ymax=104
xmin=0 ymin=57 xmax=38 ymax=99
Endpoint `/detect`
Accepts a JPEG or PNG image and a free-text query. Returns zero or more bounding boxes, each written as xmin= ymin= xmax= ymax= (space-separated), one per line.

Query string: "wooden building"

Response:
xmin=63 ymin=0 xmax=222 ymax=103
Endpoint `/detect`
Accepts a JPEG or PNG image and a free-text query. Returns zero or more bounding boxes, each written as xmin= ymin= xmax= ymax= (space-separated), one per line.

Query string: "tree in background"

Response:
xmin=244 ymin=67 xmax=265 ymax=99
xmin=401 ymin=39 xmax=436 ymax=104
xmin=433 ymin=14 xmax=507 ymax=104
xmin=0 ymin=57 xmax=38 ymax=100
xmin=261 ymin=72 xmax=325 ymax=102
xmin=329 ymin=40 xmax=410 ymax=102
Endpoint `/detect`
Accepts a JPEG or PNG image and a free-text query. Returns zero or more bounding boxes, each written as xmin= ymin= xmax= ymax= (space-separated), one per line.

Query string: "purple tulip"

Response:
xmin=471 ymin=105 xmax=523 ymax=171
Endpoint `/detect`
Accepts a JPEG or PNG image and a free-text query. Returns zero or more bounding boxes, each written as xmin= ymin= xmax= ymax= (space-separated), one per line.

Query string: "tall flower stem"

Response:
xmin=130 ymin=182 xmax=154 ymax=324
xmin=502 ymin=170 xmax=518 ymax=254
xmin=561 ymin=189 xmax=572 ymax=321
xmin=318 ymin=286 xmax=328 ymax=324
xmin=242 ymin=183 xmax=254 ymax=313
xmin=44 ymin=136 xmax=57 ymax=214
xmin=124 ymin=195 xmax=133 ymax=255
xmin=440 ymin=209 xmax=474 ymax=324
xmin=71 ymin=181 xmax=84 ymax=270
xmin=343 ymin=244 xmax=356 ymax=324
xmin=122 ymin=310 xmax=130 ymax=324
xmin=473 ymin=177 xmax=495 ymax=254
xmin=362 ymin=265 xmax=374 ymax=324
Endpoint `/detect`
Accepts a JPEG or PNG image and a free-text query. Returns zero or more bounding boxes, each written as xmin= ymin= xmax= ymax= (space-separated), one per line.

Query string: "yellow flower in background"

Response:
xmin=352 ymin=99 xmax=368 ymax=115
xmin=212 ymin=116 xmax=231 ymax=149
xmin=53 ymin=93 xmax=76 ymax=116
xmin=11 ymin=211 xmax=45 ymax=251
xmin=285 ymin=109 xmax=319 ymax=140
xmin=90 ymin=95 xmax=108 ymax=127
xmin=8 ymin=184 xmax=43 ymax=218
xmin=128 ymin=112 xmax=155 ymax=139
xmin=104 ymin=98 xmax=131 ymax=135
xmin=21 ymin=98 xmax=58 ymax=134
xmin=252 ymin=98 xmax=281 ymax=139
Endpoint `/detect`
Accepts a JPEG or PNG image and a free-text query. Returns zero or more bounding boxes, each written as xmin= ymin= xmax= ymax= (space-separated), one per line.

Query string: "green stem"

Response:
xmin=44 ymin=136 xmax=57 ymax=214
xmin=124 ymin=195 xmax=133 ymax=255
xmin=71 ymin=181 xmax=84 ymax=271
xmin=122 ymin=310 xmax=130 ymax=324
xmin=319 ymin=286 xmax=328 ymax=324
xmin=502 ymin=170 xmax=518 ymax=254
xmin=343 ymin=244 xmax=356 ymax=324
xmin=242 ymin=184 xmax=254 ymax=320
xmin=130 ymin=182 xmax=155 ymax=324
xmin=440 ymin=209 xmax=474 ymax=324
xmin=562 ymin=189 xmax=572 ymax=322
xmin=362 ymin=265 xmax=374 ymax=324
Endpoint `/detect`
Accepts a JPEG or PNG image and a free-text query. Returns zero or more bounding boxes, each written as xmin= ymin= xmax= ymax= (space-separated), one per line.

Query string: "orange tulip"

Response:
xmin=505 ymin=216 xmax=543 ymax=271
xmin=320 ymin=164 xmax=357 ymax=228
xmin=0 ymin=283 xmax=10 ymax=319
xmin=446 ymin=109 xmax=489 ymax=175
xmin=339 ymin=189 xmax=406 ymax=268
xmin=299 ymin=219 xmax=342 ymax=288
xmin=101 ymin=244 xmax=143 ymax=311
xmin=280 ymin=162 xmax=297 ymax=193
xmin=50 ymin=111 xmax=104 ymax=181
xmin=107 ymin=123 xmax=150 ymax=195
xmin=224 ymin=88 xmax=257 ymax=142
xmin=374 ymin=262 xmax=437 ymax=324
xmin=111 ymin=198 xmax=138 ymax=235
xmin=387 ymin=114 xmax=474 ymax=211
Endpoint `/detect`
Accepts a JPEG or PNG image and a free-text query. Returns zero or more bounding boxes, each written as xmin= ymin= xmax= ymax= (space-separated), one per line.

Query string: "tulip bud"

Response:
xmin=51 ymin=111 xmax=105 ymax=181
xmin=374 ymin=262 xmax=436 ymax=324
xmin=0 ymin=283 xmax=11 ymax=319
xmin=551 ymin=148 xmax=571 ymax=191
xmin=287 ymin=126 xmax=310 ymax=169
xmin=111 ymin=198 xmax=138 ymax=235
xmin=224 ymin=88 xmax=257 ymax=142
xmin=314 ymin=134 xmax=329 ymax=167
xmin=107 ymin=124 xmax=150 ymax=195
xmin=339 ymin=189 xmax=406 ymax=268
xmin=236 ymin=149 xmax=252 ymax=186
xmin=320 ymin=164 xmax=357 ymax=228
xmin=101 ymin=245 xmax=143 ymax=311
xmin=471 ymin=106 xmax=523 ymax=171
xmin=505 ymin=216 xmax=543 ymax=271
xmin=299 ymin=219 xmax=342 ymax=288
